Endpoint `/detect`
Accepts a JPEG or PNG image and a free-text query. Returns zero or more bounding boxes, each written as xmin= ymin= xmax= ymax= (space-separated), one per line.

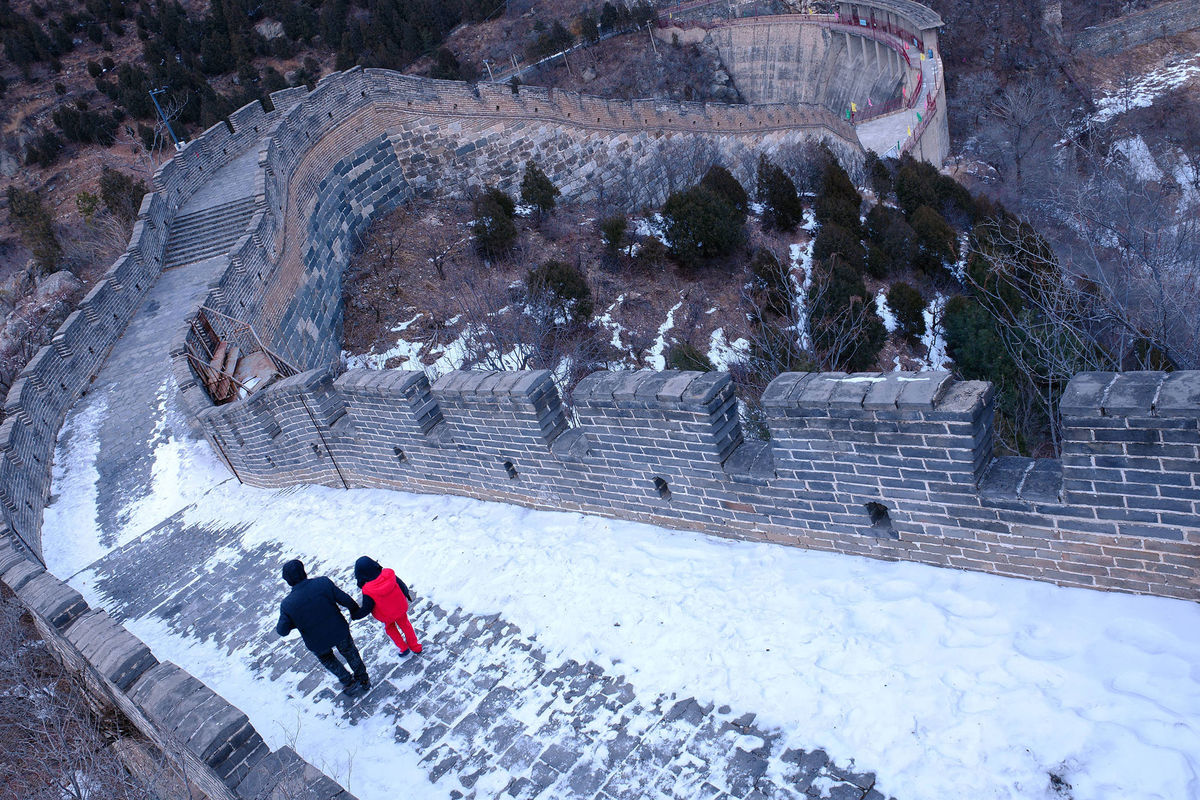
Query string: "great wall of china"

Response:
xmin=0 ymin=0 xmax=1195 ymax=797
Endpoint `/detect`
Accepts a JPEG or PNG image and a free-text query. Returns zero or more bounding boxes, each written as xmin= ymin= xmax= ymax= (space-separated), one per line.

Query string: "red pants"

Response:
xmin=380 ymin=613 xmax=421 ymax=653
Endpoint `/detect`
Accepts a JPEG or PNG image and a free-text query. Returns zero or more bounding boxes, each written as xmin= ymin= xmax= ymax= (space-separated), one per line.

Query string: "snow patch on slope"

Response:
xmin=1090 ymin=54 xmax=1200 ymax=125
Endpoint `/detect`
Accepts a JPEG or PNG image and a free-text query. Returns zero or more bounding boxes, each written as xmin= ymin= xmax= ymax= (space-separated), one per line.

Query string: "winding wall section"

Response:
xmin=0 ymin=3 xmax=1195 ymax=797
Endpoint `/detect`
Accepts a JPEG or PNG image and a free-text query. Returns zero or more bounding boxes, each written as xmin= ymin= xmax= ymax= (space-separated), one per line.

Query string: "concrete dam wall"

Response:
xmin=706 ymin=19 xmax=906 ymax=111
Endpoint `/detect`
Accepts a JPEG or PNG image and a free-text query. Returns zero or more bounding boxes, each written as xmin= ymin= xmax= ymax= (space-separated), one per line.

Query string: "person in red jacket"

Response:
xmin=352 ymin=556 xmax=422 ymax=654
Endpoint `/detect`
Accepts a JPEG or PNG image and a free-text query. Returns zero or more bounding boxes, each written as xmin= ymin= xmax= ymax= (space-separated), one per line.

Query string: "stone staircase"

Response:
xmin=163 ymin=197 xmax=257 ymax=269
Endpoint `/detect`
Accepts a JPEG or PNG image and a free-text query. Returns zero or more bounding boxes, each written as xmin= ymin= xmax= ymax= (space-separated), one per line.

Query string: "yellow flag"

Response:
xmin=851 ymin=102 xmax=858 ymax=113
xmin=907 ymin=126 xmax=913 ymax=136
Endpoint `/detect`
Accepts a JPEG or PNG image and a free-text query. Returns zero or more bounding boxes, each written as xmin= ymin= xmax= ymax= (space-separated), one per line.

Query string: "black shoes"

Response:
xmin=341 ymin=676 xmax=370 ymax=697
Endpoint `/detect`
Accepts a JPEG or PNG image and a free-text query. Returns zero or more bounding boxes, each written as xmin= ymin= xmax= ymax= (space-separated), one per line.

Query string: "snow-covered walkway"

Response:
xmin=44 ymin=379 xmax=1200 ymax=800
xmin=34 ymin=91 xmax=1200 ymax=800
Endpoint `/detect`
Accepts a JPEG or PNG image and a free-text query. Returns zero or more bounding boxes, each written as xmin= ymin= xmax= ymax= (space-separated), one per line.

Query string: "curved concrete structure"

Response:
xmin=658 ymin=0 xmax=950 ymax=162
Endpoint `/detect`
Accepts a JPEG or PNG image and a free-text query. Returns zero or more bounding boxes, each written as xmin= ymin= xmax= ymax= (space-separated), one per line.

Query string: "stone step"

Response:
xmin=167 ymin=218 xmax=254 ymax=252
xmin=170 ymin=215 xmax=254 ymax=244
xmin=168 ymin=197 xmax=257 ymax=235
xmin=168 ymin=203 xmax=256 ymax=241
xmin=164 ymin=197 xmax=257 ymax=268
xmin=165 ymin=233 xmax=249 ymax=263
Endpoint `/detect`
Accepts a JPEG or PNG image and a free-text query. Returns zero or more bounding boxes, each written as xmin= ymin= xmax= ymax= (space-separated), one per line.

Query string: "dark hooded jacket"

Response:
xmin=276 ymin=559 xmax=361 ymax=653
xmin=352 ymin=556 xmax=413 ymax=619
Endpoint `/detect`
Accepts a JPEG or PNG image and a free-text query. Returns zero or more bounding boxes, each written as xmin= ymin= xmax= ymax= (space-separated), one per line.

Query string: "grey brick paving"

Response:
xmin=75 ymin=505 xmax=889 ymax=800
xmin=56 ymin=253 xmax=235 ymax=550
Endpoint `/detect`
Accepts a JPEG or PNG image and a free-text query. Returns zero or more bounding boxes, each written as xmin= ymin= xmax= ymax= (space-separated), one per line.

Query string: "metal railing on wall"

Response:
xmin=186 ymin=306 xmax=299 ymax=405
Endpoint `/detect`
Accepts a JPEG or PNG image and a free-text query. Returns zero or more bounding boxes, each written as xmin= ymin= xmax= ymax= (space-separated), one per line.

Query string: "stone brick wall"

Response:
xmin=1071 ymin=0 xmax=1200 ymax=55
xmin=160 ymin=49 xmax=1193 ymax=607
xmin=0 ymin=537 xmax=353 ymax=800
xmin=705 ymin=19 xmax=906 ymax=110
xmin=190 ymin=367 xmax=1200 ymax=601
xmin=172 ymin=64 xmax=864 ymax=384
xmin=0 ymin=84 xmax=359 ymax=800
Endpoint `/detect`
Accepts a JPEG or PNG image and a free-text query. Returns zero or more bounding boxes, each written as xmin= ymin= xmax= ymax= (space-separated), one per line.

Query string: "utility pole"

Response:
xmin=483 ymin=59 xmax=495 ymax=82
xmin=149 ymin=87 xmax=183 ymax=149
xmin=646 ymin=21 xmax=658 ymax=55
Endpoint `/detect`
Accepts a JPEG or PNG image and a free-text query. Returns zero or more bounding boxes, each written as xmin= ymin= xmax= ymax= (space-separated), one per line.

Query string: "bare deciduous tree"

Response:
xmin=437 ymin=255 xmax=611 ymax=405
xmin=731 ymin=247 xmax=883 ymax=437
xmin=980 ymin=79 xmax=1064 ymax=197
xmin=963 ymin=143 xmax=1200 ymax=451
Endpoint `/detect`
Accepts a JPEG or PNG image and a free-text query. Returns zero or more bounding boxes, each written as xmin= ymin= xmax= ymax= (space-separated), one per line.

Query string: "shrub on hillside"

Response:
xmin=52 ymin=103 xmax=118 ymax=146
xmin=812 ymin=224 xmax=866 ymax=274
xmin=910 ymin=205 xmax=958 ymax=277
xmin=808 ymin=257 xmax=886 ymax=371
xmin=430 ymin=48 xmax=476 ymax=82
xmin=943 ymin=296 xmax=1008 ymax=381
xmin=943 ymin=294 xmax=1038 ymax=449
xmin=667 ymin=342 xmax=714 ymax=372
xmin=700 ymin=165 xmax=748 ymax=215
xmin=756 ymin=155 xmax=803 ymax=232
xmin=527 ymin=259 xmax=594 ymax=323
xmin=662 ymin=184 xmax=745 ymax=268
xmin=527 ymin=21 xmax=574 ymax=60
xmin=634 ymin=235 xmax=669 ymax=271
xmin=99 ymin=168 xmax=148 ymax=226
xmin=473 ymin=188 xmax=517 ymax=259
xmin=24 ymin=129 xmax=63 ymax=167
xmin=520 ymin=160 xmax=560 ymax=219
xmin=482 ymin=186 xmax=515 ymax=218
xmin=813 ymin=159 xmax=862 ymax=235
xmin=895 ymin=155 xmax=975 ymax=224
xmin=6 ymin=187 xmax=62 ymax=274
xmin=865 ymin=151 xmax=895 ymax=200
xmin=886 ymin=282 xmax=926 ymax=342
xmin=599 ymin=215 xmax=628 ymax=253
xmin=864 ymin=204 xmax=916 ymax=278
xmin=577 ymin=12 xmax=600 ymax=44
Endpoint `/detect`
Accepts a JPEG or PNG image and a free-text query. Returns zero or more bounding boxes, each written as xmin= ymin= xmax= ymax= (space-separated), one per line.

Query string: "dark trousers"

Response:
xmin=314 ymin=633 xmax=367 ymax=686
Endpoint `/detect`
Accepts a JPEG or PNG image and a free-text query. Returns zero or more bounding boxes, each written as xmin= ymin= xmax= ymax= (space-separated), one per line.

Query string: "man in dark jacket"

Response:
xmin=276 ymin=559 xmax=370 ymax=697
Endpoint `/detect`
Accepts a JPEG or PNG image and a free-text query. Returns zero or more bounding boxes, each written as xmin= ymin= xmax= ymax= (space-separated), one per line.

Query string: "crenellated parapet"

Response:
xmin=1059 ymin=371 xmax=1200 ymax=539
xmin=188 ymin=367 xmax=1200 ymax=601
xmin=0 ymin=9 xmax=1192 ymax=796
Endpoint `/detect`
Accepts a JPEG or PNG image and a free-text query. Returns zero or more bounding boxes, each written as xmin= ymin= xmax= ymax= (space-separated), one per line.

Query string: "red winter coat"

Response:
xmin=363 ymin=568 xmax=410 ymax=623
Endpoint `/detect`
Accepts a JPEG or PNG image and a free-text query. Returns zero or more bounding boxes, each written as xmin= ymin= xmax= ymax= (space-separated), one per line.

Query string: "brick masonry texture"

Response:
xmin=1072 ymin=0 xmax=1200 ymax=55
xmin=0 ymin=3 xmax=1192 ymax=797
xmin=191 ymin=367 xmax=1200 ymax=602
xmin=0 ymin=70 xmax=353 ymax=800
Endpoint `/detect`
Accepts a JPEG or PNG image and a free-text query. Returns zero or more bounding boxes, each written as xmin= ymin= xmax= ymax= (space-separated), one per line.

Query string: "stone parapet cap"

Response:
xmin=1061 ymin=371 xmax=1199 ymax=418
xmin=763 ymin=371 xmax=970 ymax=412
xmin=572 ymin=369 xmax=731 ymax=410
xmin=15 ymin=571 xmax=88 ymax=630
xmin=336 ymin=368 xmax=428 ymax=394
xmin=433 ymin=369 xmax=554 ymax=401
